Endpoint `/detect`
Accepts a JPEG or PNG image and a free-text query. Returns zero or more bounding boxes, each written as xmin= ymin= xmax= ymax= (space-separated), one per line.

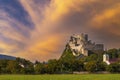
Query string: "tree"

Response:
xmin=47 ymin=59 xmax=61 ymax=74
xmin=97 ymin=62 xmax=107 ymax=71
xmin=86 ymin=53 xmax=103 ymax=62
xmin=0 ymin=60 xmax=8 ymax=74
xmin=86 ymin=54 xmax=98 ymax=61
xmin=117 ymin=49 xmax=120 ymax=58
xmin=6 ymin=60 xmax=21 ymax=74
xmin=60 ymin=44 xmax=76 ymax=62
xmin=84 ymin=61 xmax=97 ymax=72
xmin=107 ymin=62 xmax=120 ymax=73
xmin=61 ymin=60 xmax=72 ymax=72
xmin=70 ymin=59 xmax=84 ymax=72
xmin=16 ymin=57 xmax=34 ymax=74
xmin=34 ymin=63 xmax=46 ymax=74
xmin=107 ymin=49 xmax=118 ymax=59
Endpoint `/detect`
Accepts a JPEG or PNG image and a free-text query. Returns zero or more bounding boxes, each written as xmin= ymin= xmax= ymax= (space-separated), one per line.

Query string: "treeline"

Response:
xmin=0 ymin=48 xmax=120 ymax=74
xmin=0 ymin=58 xmax=34 ymax=74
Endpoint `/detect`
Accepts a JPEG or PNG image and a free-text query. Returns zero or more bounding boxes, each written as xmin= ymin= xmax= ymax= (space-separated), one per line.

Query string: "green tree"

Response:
xmin=107 ymin=49 xmax=118 ymax=59
xmin=84 ymin=61 xmax=97 ymax=72
xmin=107 ymin=62 xmax=120 ymax=73
xmin=97 ymin=62 xmax=107 ymax=71
xmin=34 ymin=63 xmax=46 ymax=74
xmin=117 ymin=49 xmax=120 ymax=58
xmin=70 ymin=59 xmax=84 ymax=72
xmin=86 ymin=54 xmax=98 ymax=61
xmin=60 ymin=44 xmax=76 ymax=62
xmin=16 ymin=57 xmax=34 ymax=74
xmin=0 ymin=60 xmax=8 ymax=74
xmin=86 ymin=53 xmax=103 ymax=62
xmin=47 ymin=59 xmax=61 ymax=74
xmin=6 ymin=60 xmax=21 ymax=74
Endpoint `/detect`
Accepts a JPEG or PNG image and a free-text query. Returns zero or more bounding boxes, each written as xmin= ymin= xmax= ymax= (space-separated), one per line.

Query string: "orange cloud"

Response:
xmin=91 ymin=3 xmax=120 ymax=27
xmin=43 ymin=0 xmax=97 ymax=24
xmin=18 ymin=0 xmax=120 ymax=61
xmin=15 ymin=34 xmax=66 ymax=61
xmin=90 ymin=3 xmax=120 ymax=36
xmin=1 ymin=0 xmax=120 ymax=61
xmin=0 ymin=41 xmax=19 ymax=57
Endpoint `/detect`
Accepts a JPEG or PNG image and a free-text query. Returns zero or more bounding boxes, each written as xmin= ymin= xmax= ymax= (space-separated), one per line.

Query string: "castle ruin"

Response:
xmin=68 ymin=33 xmax=104 ymax=56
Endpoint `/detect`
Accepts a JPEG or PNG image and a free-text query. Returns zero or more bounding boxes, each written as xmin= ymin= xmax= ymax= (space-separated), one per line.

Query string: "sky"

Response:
xmin=0 ymin=0 xmax=120 ymax=61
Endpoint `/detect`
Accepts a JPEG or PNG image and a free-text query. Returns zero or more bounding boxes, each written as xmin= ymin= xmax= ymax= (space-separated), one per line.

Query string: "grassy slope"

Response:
xmin=0 ymin=74 xmax=120 ymax=80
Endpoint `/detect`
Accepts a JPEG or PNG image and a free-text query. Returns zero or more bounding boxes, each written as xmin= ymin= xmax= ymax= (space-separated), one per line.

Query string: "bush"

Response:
xmin=107 ymin=63 xmax=120 ymax=73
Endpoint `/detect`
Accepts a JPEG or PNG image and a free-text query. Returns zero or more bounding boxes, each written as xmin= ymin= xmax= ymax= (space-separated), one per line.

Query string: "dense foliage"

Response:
xmin=0 ymin=48 xmax=120 ymax=74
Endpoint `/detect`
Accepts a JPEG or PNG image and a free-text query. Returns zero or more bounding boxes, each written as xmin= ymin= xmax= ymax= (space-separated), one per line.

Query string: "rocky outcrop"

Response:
xmin=68 ymin=33 xmax=104 ymax=56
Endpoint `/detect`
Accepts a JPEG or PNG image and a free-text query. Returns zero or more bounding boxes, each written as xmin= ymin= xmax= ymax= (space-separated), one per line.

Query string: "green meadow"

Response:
xmin=0 ymin=74 xmax=120 ymax=80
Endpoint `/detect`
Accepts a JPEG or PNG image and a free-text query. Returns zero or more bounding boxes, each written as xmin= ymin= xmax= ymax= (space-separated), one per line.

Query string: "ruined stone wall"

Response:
xmin=68 ymin=33 xmax=104 ymax=56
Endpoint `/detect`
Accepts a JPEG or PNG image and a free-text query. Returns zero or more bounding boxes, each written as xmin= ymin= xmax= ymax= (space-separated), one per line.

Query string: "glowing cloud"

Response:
xmin=0 ymin=0 xmax=120 ymax=61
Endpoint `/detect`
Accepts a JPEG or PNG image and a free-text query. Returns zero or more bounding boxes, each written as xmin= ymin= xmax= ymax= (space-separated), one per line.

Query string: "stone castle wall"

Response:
xmin=68 ymin=33 xmax=104 ymax=56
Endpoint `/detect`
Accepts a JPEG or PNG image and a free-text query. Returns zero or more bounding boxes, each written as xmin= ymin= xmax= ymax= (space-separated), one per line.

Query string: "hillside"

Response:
xmin=0 ymin=54 xmax=16 ymax=60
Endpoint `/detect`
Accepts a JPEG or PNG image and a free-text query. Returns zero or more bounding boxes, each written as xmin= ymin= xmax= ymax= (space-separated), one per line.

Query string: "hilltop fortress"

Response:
xmin=68 ymin=33 xmax=104 ymax=56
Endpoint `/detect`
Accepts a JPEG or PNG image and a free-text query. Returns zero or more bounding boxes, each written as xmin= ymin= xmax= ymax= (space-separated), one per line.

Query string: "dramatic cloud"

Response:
xmin=0 ymin=0 xmax=120 ymax=61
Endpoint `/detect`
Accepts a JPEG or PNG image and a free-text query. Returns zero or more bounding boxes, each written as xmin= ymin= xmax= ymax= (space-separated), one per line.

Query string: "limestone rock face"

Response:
xmin=68 ymin=33 xmax=104 ymax=57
